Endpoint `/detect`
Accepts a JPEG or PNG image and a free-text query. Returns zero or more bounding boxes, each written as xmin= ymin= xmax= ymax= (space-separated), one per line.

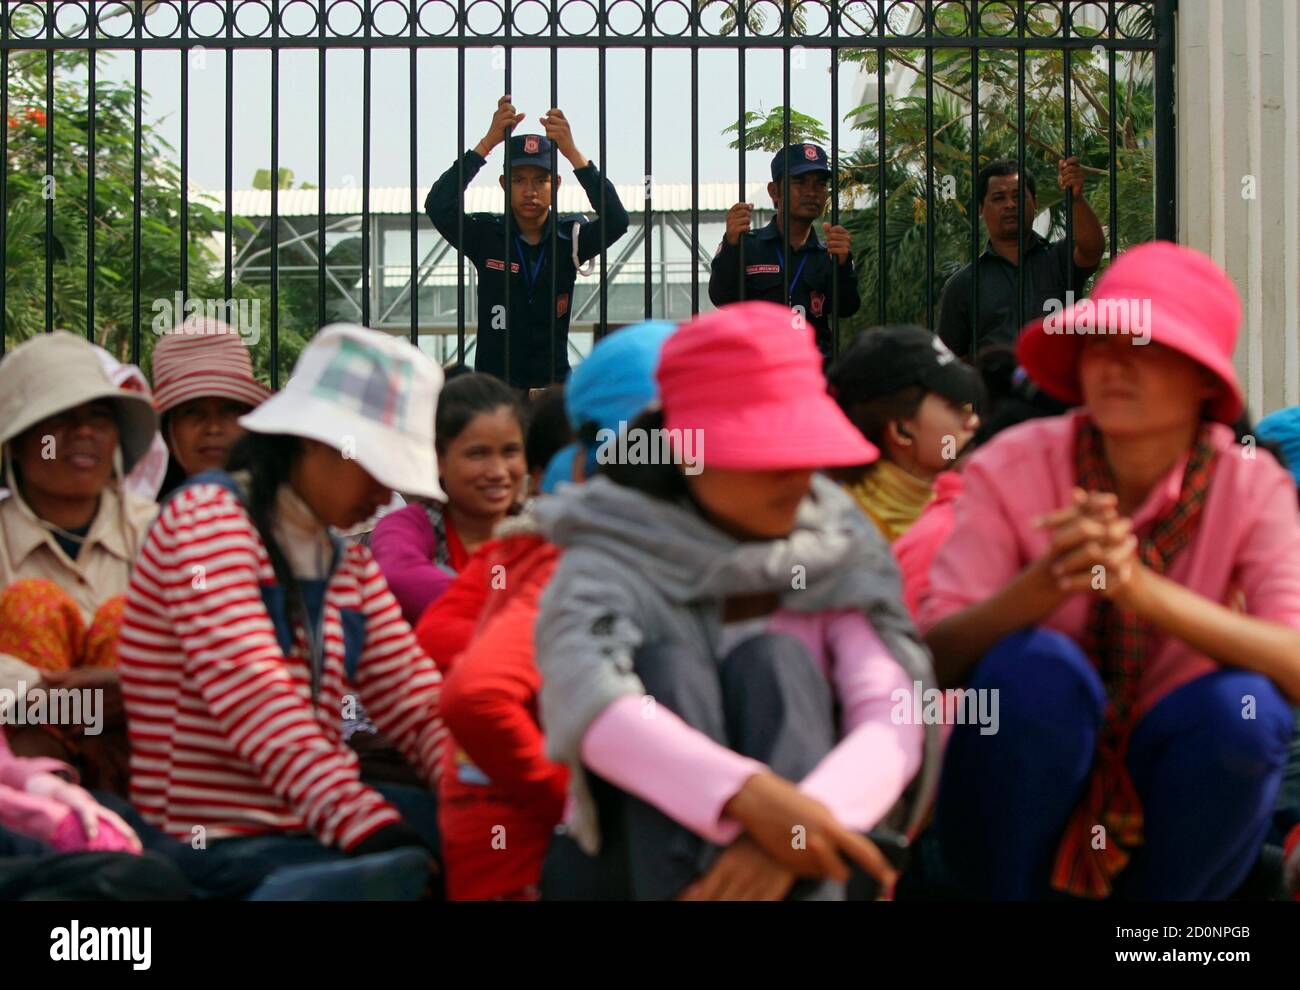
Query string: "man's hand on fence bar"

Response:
xmin=724 ymin=202 xmax=754 ymax=245
xmin=474 ymin=93 xmax=526 ymax=158
xmin=823 ymin=223 xmax=852 ymax=265
xmin=540 ymin=108 xmax=589 ymax=169
xmin=1058 ymin=155 xmax=1086 ymax=196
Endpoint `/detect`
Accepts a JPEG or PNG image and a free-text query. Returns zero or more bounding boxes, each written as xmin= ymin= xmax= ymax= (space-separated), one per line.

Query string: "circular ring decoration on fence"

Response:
xmin=9 ymin=1 xmax=49 ymax=40
xmin=837 ymin=0 xmax=877 ymax=39
xmin=187 ymin=0 xmax=229 ymax=39
xmin=325 ymin=0 xmax=367 ymax=37
xmin=558 ymin=0 xmax=600 ymax=37
xmin=932 ymin=0 xmax=971 ymax=38
xmin=416 ymin=0 xmax=459 ymax=37
xmin=279 ymin=0 xmax=322 ymax=37
xmin=651 ymin=0 xmax=692 ymax=38
xmin=978 ymin=0 xmax=1019 ymax=38
xmin=510 ymin=0 xmax=552 ymax=38
xmin=605 ymin=0 xmax=648 ymax=38
xmin=1025 ymin=1 xmax=1063 ymax=38
xmin=53 ymin=1 xmax=91 ymax=40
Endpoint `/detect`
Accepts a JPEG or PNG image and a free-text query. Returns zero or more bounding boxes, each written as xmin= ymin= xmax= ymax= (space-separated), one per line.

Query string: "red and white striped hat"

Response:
xmin=151 ymin=316 xmax=271 ymax=415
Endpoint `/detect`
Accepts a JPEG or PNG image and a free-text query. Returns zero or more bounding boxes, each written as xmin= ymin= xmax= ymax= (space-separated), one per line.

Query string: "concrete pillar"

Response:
xmin=1178 ymin=0 xmax=1300 ymax=416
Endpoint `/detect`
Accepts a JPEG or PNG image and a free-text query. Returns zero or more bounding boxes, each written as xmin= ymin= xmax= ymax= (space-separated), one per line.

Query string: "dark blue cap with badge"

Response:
xmin=771 ymin=143 xmax=831 ymax=181
xmin=507 ymin=133 xmax=557 ymax=170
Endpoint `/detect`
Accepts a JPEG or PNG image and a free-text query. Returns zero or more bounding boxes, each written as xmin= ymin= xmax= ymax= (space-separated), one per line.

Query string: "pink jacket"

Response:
xmin=919 ymin=412 xmax=1300 ymax=716
xmin=0 ymin=730 xmax=132 ymax=852
xmin=370 ymin=502 xmax=459 ymax=626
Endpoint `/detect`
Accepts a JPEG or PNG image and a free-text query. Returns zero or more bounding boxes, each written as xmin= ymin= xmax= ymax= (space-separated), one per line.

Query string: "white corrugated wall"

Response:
xmin=1179 ymin=0 xmax=1300 ymax=417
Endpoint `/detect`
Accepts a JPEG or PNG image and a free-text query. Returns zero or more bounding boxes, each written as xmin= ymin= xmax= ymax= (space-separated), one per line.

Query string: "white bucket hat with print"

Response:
xmin=238 ymin=323 xmax=446 ymax=500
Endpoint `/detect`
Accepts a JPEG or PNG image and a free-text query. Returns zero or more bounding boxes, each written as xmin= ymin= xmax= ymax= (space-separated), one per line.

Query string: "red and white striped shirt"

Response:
xmin=118 ymin=482 xmax=447 ymax=851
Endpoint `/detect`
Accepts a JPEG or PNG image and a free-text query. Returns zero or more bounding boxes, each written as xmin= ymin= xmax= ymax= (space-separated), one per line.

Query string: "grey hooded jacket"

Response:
xmin=532 ymin=472 xmax=942 ymax=856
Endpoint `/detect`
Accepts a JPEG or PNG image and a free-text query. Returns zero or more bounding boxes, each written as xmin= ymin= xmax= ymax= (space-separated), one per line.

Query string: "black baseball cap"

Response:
xmin=771 ymin=143 xmax=831 ymax=181
xmin=507 ymin=133 xmax=556 ymax=171
xmin=828 ymin=325 xmax=985 ymax=408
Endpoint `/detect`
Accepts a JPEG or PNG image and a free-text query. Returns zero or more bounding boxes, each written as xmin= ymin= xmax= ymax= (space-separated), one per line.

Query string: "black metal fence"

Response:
xmin=0 ymin=0 xmax=1176 ymax=385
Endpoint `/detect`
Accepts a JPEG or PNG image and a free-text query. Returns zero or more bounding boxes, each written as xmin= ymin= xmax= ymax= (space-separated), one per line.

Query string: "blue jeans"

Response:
xmin=935 ymin=629 xmax=1294 ymax=900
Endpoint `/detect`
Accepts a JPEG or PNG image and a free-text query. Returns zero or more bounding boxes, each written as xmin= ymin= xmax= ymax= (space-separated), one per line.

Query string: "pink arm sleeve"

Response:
xmin=579 ymin=694 xmax=761 ymax=845
xmin=797 ymin=611 xmax=924 ymax=833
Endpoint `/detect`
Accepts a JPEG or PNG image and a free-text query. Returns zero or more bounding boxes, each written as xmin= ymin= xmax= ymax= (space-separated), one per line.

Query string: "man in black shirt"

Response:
xmin=708 ymin=143 xmax=860 ymax=360
xmin=426 ymin=95 xmax=630 ymax=388
xmin=936 ymin=158 xmax=1105 ymax=359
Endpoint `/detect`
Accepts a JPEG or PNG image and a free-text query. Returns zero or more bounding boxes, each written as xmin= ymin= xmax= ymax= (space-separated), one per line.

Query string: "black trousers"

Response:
xmin=0 ymin=824 xmax=190 ymax=901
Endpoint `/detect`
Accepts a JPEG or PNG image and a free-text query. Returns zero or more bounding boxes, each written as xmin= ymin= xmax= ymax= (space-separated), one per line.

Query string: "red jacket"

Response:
xmin=415 ymin=529 xmax=567 ymax=900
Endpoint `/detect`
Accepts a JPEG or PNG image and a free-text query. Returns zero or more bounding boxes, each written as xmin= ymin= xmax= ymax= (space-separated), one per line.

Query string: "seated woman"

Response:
xmin=117 ymin=324 xmax=449 ymax=898
xmin=0 ymin=331 xmax=161 ymax=794
xmin=827 ymin=325 xmax=983 ymax=543
xmin=418 ymin=321 xmax=676 ymax=900
xmin=150 ymin=316 xmax=270 ymax=497
xmin=532 ymin=301 xmax=941 ymax=901
xmin=919 ymin=242 xmax=1300 ymax=900
xmin=370 ymin=373 xmax=527 ymax=627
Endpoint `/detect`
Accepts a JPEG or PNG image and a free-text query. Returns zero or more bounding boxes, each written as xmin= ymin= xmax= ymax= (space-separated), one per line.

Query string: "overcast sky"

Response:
xmin=91 ymin=43 xmax=872 ymax=195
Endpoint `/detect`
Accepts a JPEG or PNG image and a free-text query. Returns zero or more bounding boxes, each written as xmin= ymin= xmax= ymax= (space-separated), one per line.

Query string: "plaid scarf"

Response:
xmin=1050 ymin=417 xmax=1218 ymax=898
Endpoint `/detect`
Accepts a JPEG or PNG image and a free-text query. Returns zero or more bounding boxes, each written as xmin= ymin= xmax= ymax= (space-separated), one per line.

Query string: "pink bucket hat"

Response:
xmin=1016 ymin=241 xmax=1244 ymax=423
xmin=657 ymin=301 xmax=878 ymax=471
xmin=151 ymin=316 xmax=271 ymax=415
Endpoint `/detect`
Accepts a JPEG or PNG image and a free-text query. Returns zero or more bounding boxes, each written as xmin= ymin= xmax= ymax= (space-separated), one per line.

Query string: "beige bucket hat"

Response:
xmin=0 ymin=331 xmax=159 ymax=473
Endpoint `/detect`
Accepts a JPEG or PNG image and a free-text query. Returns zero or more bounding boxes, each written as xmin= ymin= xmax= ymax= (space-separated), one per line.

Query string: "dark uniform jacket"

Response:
xmin=426 ymin=149 xmax=630 ymax=387
xmin=708 ymin=218 xmax=861 ymax=360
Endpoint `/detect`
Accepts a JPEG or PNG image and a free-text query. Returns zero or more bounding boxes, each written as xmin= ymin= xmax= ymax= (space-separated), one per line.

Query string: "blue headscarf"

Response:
xmin=1255 ymin=405 xmax=1300 ymax=487
xmin=540 ymin=321 xmax=677 ymax=493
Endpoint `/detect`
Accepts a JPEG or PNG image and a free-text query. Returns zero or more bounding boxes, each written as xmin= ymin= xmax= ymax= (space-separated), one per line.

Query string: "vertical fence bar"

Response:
xmin=131 ymin=45 xmax=142 ymax=363
xmin=318 ymin=6 xmax=327 ymax=333
xmin=87 ymin=41 xmax=96 ymax=341
xmin=780 ymin=5 xmax=790 ymax=307
xmin=271 ymin=6 xmax=280 ymax=387
xmin=409 ymin=12 xmax=419 ymax=345
xmin=736 ymin=3 xmax=745 ymax=301
xmin=969 ymin=0 xmax=979 ymax=354
xmin=597 ymin=0 xmax=608 ymax=338
xmin=362 ymin=6 xmax=372 ymax=326
xmin=503 ymin=12 xmax=513 ymax=382
xmin=225 ymin=45 xmax=234 ymax=309
xmin=1063 ymin=3 xmax=1073 ymax=273
xmin=1107 ymin=0 xmax=1117 ymax=261
xmin=549 ymin=0 xmax=558 ymax=381
xmin=457 ymin=0 xmax=466 ymax=364
xmin=830 ymin=0 xmax=839 ymax=355
xmin=44 ymin=47 xmax=52 ymax=334
xmin=597 ymin=0 xmax=608 ymax=337
xmin=876 ymin=0 xmax=886 ymax=325
xmin=924 ymin=6 xmax=934 ymax=331
xmin=2 ymin=43 xmax=8 ymax=354
xmin=690 ymin=12 xmax=698 ymax=316
xmin=180 ymin=14 xmax=188 ymax=314
xmin=1015 ymin=5 xmax=1025 ymax=336
xmin=1153 ymin=0 xmax=1176 ymax=239
xmin=643 ymin=17 xmax=652 ymax=318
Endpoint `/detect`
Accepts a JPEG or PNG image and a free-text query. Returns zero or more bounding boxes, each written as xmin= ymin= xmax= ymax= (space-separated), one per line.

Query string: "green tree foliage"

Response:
xmin=2 ymin=31 xmax=310 ymax=383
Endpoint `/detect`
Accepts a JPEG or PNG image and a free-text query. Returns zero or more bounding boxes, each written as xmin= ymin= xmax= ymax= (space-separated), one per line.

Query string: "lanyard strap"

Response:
xmin=514 ymin=235 xmax=547 ymax=300
xmin=774 ymin=244 xmax=811 ymax=299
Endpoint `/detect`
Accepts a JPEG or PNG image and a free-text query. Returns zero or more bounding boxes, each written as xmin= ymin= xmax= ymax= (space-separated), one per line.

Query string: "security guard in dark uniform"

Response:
xmin=426 ymin=95 xmax=630 ymax=388
xmin=709 ymin=143 xmax=860 ymax=360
